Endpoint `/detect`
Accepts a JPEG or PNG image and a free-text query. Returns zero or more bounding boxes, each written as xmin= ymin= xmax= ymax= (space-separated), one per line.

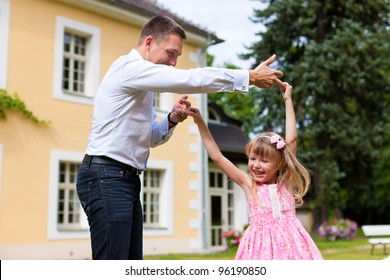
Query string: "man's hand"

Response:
xmin=249 ymin=54 xmax=285 ymax=90
xmin=168 ymin=95 xmax=191 ymax=124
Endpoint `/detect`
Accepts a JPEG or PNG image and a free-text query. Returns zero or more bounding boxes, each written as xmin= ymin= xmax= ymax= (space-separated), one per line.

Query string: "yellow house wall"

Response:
xmin=0 ymin=0 xmax=204 ymax=254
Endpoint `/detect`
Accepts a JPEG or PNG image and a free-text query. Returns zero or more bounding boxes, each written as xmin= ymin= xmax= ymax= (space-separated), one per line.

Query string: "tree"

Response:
xmin=213 ymin=0 xmax=390 ymax=231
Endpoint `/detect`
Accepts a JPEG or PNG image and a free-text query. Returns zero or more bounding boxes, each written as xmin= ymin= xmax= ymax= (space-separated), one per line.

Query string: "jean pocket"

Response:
xmin=100 ymin=166 xmax=129 ymax=182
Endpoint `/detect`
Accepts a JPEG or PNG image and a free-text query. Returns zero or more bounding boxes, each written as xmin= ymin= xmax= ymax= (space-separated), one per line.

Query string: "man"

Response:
xmin=76 ymin=15 xmax=284 ymax=260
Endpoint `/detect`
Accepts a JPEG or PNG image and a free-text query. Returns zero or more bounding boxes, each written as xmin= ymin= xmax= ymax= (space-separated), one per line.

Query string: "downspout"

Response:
xmin=200 ymin=48 xmax=210 ymax=250
xmin=199 ymin=33 xmax=224 ymax=251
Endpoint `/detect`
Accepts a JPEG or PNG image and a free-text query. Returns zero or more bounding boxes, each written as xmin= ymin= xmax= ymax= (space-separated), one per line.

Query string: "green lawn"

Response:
xmin=145 ymin=229 xmax=387 ymax=260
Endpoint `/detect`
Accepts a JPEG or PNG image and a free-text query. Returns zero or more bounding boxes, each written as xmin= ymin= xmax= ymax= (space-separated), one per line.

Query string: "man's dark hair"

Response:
xmin=138 ymin=15 xmax=186 ymax=44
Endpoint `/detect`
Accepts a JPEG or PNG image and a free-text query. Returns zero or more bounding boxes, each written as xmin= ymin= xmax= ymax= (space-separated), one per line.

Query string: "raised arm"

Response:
xmin=283 ymin=82 xmax=297 ymax=155
xmin=189 ymin=107 xmax=251 ymax=191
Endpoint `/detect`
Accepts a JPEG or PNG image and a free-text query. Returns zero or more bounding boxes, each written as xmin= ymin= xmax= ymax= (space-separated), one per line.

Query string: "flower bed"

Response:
xmin=221 ymin=229 xmax=241 ymax=248
xmin=318 ymin=218 xmax=358 ymax=241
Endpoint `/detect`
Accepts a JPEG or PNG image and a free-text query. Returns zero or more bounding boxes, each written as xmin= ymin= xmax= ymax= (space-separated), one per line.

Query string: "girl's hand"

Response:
xmin=188 ymin=107 xmax=203 ymax=124
xmin=282 ymin=82 xmax=292 ymax=101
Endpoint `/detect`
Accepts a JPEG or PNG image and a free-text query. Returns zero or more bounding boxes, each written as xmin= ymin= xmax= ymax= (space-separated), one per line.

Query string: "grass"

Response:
xmin=145 ymin=229 xmax=387 ymax=260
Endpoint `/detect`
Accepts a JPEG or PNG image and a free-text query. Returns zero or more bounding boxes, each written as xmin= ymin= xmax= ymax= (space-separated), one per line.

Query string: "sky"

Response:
xmin=158 ymin=0 xmax=266 ymax=69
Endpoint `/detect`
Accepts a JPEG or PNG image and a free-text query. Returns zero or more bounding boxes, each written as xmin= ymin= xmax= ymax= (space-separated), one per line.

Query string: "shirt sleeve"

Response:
xmin=150 ymin=113 xmax=174 ymax=147
xmin=121 ymin=52 xmax=250 ymax=94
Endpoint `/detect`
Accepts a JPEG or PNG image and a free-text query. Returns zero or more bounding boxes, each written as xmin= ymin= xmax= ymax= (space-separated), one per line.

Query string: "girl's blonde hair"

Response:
xmin=245 ymin=132 xmax=310 ymax=207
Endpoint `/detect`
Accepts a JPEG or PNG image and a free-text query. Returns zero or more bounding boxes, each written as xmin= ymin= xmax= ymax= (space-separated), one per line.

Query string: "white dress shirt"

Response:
xmin=86 ymin=49 xmax=250 ymax=170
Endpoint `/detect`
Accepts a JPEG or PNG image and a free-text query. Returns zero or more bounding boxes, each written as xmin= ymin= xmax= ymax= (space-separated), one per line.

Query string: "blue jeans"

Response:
xmin=76 ymin=162 xmax=143 ymax=260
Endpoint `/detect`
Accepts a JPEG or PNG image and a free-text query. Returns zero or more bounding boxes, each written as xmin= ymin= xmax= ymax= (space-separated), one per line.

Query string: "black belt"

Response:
xmin=82 ymin=154 xmax=143 ymax=175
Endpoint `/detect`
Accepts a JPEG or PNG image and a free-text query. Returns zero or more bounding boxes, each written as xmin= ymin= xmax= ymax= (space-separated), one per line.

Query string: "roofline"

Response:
xmin=56 ymin=0 xmax=222 ymax=48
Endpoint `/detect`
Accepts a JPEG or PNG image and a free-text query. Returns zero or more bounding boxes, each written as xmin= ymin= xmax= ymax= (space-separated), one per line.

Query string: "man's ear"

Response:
xmin=145 ymin=36 xmax=153 ymax=48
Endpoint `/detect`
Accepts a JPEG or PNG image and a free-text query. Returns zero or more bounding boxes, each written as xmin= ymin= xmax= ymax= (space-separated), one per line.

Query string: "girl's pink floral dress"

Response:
xmin=235 ymin=183 xmax=323 ymax=260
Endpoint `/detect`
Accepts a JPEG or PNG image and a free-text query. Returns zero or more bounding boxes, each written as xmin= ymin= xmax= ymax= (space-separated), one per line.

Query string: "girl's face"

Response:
xmin=248 ymin=152 xmax=279 ymax=184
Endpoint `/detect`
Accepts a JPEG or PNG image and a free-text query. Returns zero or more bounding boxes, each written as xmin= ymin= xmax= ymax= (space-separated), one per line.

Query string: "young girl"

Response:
xmin=189 ymin=82 xmax=323 ymax=260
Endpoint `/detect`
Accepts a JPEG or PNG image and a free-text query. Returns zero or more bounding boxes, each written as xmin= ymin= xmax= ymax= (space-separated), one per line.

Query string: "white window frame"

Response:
xmin=142 ymin=159 xmax=174 ymax=236
xmin=48 ymin=150 xmax=89 ymax=240
xmin=53 ymin=16 xmax=100 ymax=105
xmin=154 ymin=92 xmax=174 ymax=116
xmin=0 ymin=0 xmax=10 ymax=89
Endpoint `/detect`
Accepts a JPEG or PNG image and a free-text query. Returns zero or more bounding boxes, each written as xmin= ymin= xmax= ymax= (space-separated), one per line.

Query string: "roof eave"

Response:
xmin=56 ymin=0 xmax=221 ymax=47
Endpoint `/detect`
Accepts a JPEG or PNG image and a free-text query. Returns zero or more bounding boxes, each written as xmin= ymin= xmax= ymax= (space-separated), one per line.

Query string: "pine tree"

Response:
xmin=212 ymin=0 xmax=390 ymax=231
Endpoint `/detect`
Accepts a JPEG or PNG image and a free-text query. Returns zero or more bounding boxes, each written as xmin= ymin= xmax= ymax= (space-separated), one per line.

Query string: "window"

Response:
xmin=142 ymin=160 xmax=173 ymax=236
xmin=48 ymin=150 xmax=88 ymax=240
xmin=62 ymin=32 xmax=87 ymax=96
xmin=57 ymin=162 xmax=82 ymax=230
xmin=53 ymin=16 xmax=100 ymax=105
xmin=0 ymin=0 xmax=10 ymax=89
xmin=227 ymin=180 xmax=235 ymax=228
xmin=143 ymin=169 xmax=162 ymax=227
xmin=154 ymin=92 xmax=173 ymax=115
xmin=209 ymin=170 xmax=223 ymax=189
xmin=209 ymin=168 xmax=235 ymax=247
xmin=208 ymin=108 xmax=220 ymax=122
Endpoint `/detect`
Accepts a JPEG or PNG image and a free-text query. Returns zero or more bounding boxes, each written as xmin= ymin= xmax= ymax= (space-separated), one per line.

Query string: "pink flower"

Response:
xmin=221 ymin=229 xmax=242 ymax=248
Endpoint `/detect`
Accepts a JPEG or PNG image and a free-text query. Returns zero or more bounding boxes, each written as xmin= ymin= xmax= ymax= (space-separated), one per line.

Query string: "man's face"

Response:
xmin=147 ymin=33 xmax=183 ymax=66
